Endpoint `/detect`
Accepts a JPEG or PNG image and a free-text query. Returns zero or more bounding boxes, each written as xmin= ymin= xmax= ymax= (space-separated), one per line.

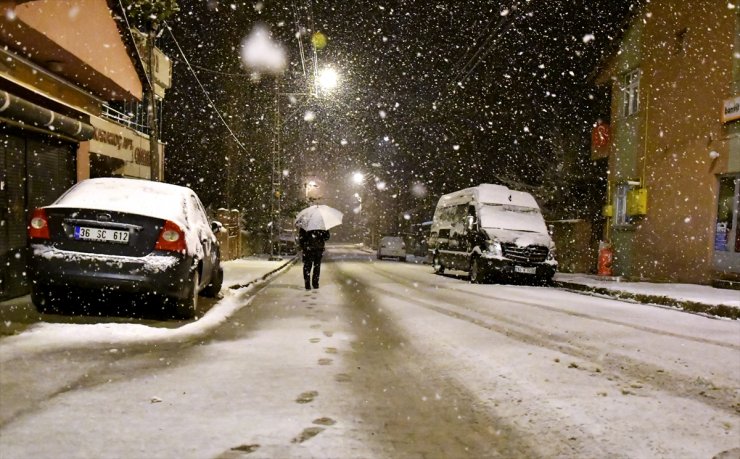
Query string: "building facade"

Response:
xmin=0 ymin=0 xmax=171 ymax=300
xmin=595 ymin=0 xmax=739 ymax=285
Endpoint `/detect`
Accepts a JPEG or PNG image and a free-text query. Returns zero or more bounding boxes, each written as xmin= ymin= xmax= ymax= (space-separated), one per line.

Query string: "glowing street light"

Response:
xmin=352 ymin=171 xmax=365 ymax=185
xmin=318 ymin=66 xmax=339 ymax=92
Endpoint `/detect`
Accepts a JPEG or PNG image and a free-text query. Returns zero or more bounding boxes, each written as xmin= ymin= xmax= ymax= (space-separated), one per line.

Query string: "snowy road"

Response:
xmin=1 ymin=246 xmax=739 ymax=458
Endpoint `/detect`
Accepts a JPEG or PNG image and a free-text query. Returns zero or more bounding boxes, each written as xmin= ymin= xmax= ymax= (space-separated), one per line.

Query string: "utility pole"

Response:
xmin=148 ymin=24 xmax=159 ymax=181
xmin=121 ymin=0 xmax=178 ymax=182
xmin=269 ymin=78 xmax=282 ymax=260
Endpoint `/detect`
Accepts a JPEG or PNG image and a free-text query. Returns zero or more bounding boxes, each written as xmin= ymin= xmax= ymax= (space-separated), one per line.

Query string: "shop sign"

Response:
xmin=89 ymin=116 xmax=152 ymax=167
xmin=722 ymin=95 xmax=740 ymax=123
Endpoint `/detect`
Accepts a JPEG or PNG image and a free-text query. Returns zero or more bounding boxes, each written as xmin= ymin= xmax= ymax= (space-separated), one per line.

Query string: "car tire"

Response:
xmin=172 ymin=270 xmax=199 ymax=319
xmin=202 ymin=266 xmax=223 ymax=298
xmin=31 ymin=287 xmax=62 ymax=314
xmin=432 ymin=253 xmax=444 ymax=274
xmin=470 ymin=258 xmax=484 ymax=284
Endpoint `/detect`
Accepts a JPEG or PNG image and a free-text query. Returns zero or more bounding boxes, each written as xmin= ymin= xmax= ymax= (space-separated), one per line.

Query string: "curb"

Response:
xmin=554 ymin=281 xmax=739 ymax=320
xmin=229 ymin=256 xmax=298 ymax=290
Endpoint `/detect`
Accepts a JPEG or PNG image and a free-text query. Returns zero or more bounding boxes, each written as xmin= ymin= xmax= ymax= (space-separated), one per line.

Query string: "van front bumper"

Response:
xmin=479 ymin=257 xmax=556 ymax=280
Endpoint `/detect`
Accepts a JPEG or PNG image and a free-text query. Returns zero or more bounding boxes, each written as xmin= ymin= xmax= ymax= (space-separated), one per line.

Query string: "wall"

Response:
xmin=606 ymin=0 xmax=736 ymax=283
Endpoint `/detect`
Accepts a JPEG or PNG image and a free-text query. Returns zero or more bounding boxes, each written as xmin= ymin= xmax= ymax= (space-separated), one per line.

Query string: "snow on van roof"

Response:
xmin=438 ymin=184 xmax=540 ymax=209
xmin=48 ymin=178 xmax=193 ymax=226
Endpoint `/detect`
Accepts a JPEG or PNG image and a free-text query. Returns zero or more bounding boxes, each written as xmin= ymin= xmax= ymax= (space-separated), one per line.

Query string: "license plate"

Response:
xmin=74 ymin=226 xmax=129 ymax=244
xmin=514 ymin=266 xmax=536 ymax=274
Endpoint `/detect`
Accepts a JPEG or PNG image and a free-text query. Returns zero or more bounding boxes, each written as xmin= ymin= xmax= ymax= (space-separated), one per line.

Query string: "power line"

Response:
xmin=449 ymin=12 xmax=504 ymax=81
xmin=171 ymin=59 xmax=251 ymax=77
xmin=292 ymin=0 xmax=308 ymax=78
xmin=434 ymin=3 xmax=526 ymax=110
xmin=163 ymin=21 xmax=250 ymax=156
xmin=457 ymin=16 xmax=519 ymax=85
xmin=117 ymin=0 xmax=154 ymax=91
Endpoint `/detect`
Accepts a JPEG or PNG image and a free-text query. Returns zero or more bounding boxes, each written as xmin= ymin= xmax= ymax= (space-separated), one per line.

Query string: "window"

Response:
xmin=614 ymin=183 xmax=631 ymax=226
xmin=621 ymin=69 xmax=640 ymax=117
xmin=715 ymin=176 xmax=739 ymax=253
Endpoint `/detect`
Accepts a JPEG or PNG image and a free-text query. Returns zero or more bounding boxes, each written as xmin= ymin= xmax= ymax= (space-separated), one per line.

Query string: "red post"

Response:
xmin=597 ymin=241 xmax=613 ymax=276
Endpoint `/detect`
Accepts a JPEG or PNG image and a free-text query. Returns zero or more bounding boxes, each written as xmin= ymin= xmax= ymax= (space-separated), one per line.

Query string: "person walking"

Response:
xmin=298 ymin=227 xmax=330 ymax=290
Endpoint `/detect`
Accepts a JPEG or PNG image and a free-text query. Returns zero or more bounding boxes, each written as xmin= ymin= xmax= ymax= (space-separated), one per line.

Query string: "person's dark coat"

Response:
xmin=298 ymin=229 xmax=330 ymax=252
xmin=298 ymin=228 xmax=330 ymax=289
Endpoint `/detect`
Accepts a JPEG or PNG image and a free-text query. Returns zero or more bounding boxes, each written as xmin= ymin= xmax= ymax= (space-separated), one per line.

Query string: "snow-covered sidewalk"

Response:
xmin=554 ymin=273 xmax=740 ymax=319
xmin=0 ymin=256 xmax=296 ymax=342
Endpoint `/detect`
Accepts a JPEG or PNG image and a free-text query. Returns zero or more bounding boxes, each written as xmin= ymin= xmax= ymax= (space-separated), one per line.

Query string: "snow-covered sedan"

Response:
xmin=27 ymin=178 xmax=223 ymax=319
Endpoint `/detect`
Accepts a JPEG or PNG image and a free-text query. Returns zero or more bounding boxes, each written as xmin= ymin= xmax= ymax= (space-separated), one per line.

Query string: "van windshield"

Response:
xmin=479 ymin=204 xmax=548 ymax=233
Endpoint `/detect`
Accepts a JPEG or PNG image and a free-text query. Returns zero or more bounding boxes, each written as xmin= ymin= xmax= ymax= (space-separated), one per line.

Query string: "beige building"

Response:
xmin=0 ymin=0 xmax=171 ymax=299
xmin=596 ymin=0 xmax=739 ymax=286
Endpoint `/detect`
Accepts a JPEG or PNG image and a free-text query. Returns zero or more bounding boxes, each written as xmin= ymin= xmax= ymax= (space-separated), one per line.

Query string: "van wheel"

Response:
xmin=433 ymin=254 xmax=444 ymax=274
xmin=470 ymin=258 xmax=484 ymax=284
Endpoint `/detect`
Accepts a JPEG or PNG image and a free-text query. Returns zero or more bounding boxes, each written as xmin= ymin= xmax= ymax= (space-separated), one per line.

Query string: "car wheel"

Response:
xmin=202 ymin=266 xmax=223 ymax=298
xmin=432 ymin=253 xmax=444 ymax=274
xmin=470 ymin=258 xmax=484 ymax=284
xmin=31 ymin=286 xmax=64 ymax=314
xmin=172 ymin=270 xmax=199 ymax=319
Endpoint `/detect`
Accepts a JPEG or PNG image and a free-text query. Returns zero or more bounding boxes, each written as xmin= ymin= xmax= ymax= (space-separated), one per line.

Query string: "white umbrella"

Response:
xmin=295 ymin=205 xmax=343 ymax=231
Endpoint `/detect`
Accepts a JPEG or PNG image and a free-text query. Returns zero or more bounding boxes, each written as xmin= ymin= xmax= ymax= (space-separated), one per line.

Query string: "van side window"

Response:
xmin=439 ymin=229 xmax=450 ymax=238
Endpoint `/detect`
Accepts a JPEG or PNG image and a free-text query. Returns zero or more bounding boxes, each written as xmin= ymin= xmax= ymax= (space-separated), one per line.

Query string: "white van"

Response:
xmin=428 ymin=184 xmax=557 ymax=284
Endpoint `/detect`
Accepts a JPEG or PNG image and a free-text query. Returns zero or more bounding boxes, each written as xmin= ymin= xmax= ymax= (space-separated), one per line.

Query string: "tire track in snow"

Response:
xmin=331 ymin=262 xmax=541 ymax=458
xmin=359 ymin=262 xmax=740 ymax=418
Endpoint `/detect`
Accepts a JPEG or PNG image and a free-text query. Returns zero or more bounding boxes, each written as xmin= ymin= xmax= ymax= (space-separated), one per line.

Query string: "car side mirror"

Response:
xmin=465 ymin=215 xmax=477 ymax=231
xmin=211 ymin=220 xmax=225 ymax=234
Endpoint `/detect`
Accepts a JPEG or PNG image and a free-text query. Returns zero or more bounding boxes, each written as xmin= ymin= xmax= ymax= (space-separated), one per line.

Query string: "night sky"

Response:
xmin=160 ymin=0 xmax=637 ymax=232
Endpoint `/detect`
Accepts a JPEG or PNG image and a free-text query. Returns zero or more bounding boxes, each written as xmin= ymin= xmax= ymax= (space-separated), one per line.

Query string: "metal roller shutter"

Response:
xmin=0 ymin=132 xmax=75 ymax=300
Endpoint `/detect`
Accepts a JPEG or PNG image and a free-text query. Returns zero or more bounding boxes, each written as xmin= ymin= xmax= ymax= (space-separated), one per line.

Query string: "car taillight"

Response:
xmin=155 ymin=220 xmax=186 ymax=253
xmin=28 ymin=208 xmax=50 ymax=240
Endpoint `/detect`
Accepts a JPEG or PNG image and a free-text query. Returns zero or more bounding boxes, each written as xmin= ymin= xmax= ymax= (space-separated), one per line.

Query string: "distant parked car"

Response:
xmin=27 ymin=178 xmax=223 ymax=319
xmin=377 ymin=236 xmax=406 ymax=261
xmin=276 ymin=229 xmax=297 ymax=255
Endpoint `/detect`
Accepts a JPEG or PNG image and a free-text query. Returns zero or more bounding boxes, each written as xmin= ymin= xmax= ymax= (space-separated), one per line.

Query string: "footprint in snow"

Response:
xmin=296 ymin=391 xmax=318 ymax=404
xmin=291 ymin=427 xmax=324 ymax=443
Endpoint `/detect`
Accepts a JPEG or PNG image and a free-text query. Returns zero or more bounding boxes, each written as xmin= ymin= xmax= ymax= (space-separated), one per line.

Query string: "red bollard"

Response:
xmin=598 ymin=242 xmax=613 ymax=276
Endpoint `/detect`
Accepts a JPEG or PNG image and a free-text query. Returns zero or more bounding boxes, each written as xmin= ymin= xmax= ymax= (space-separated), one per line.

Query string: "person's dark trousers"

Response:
xmin=302 ymin=249 xmax=324 ymax=289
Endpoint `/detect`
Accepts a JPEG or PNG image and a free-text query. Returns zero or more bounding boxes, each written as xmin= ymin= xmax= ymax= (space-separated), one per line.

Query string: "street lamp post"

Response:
xmin=268 ymin=67 xmax=340 ymax=258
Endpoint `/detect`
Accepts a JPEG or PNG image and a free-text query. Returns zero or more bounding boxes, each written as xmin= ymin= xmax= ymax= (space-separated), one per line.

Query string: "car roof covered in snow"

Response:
xmin=48 ymin=178 xmax=194 ymax=227
xmin=437 ymin=184 xmax=540 ymax=209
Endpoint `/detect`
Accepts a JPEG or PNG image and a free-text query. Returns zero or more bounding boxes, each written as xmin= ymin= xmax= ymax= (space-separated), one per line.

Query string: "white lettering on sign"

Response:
xmin=89 ymin=116 xmax=154 ymax=167
xmin=722 ymin=95 xmax=740 ymax=123
xmin=93 ymin=128 xmax=134 ymax=150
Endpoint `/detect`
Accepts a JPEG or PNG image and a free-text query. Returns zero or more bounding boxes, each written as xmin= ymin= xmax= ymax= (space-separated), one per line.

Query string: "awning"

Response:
xmin=0 ymin=90 xmax=94 ymax=141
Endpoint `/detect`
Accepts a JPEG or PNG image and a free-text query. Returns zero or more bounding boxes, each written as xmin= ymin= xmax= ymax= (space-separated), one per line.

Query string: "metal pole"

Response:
xmin=148 ymin=25 xmax=159 ymax=181
xmin=269 ymin=78 xmax=280 ymax=259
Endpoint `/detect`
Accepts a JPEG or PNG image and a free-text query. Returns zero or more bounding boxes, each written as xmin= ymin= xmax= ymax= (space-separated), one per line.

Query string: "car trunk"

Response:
xmin=45 ymin=207 xmax=165 ymax=257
